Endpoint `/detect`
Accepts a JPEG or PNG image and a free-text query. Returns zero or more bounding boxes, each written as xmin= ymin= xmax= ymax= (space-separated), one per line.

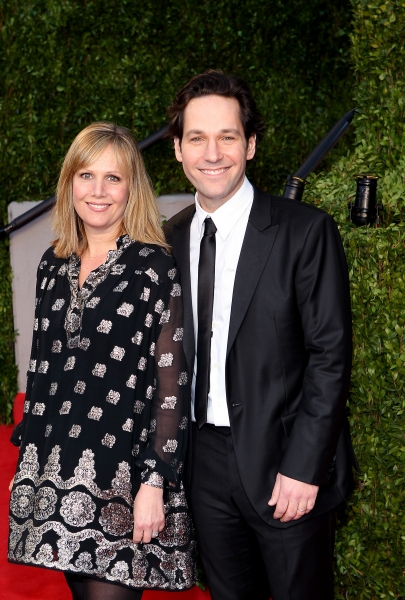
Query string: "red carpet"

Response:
xmin=1 ymin=397 xmax=211 ymax=600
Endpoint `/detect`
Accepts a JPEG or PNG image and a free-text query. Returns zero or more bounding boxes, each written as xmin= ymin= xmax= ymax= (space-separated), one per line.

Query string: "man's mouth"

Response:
xmin=199 ymin=167 xmax=230 ymax=175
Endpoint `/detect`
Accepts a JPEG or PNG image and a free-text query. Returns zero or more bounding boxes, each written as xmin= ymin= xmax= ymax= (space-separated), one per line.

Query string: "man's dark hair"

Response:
xmin=167 ymin=69 xmax=264 ymax=143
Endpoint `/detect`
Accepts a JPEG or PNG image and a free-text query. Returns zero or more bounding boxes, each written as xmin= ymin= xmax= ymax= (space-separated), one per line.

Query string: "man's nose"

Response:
xmin=204 ymin=139 xmax=223 ymax=162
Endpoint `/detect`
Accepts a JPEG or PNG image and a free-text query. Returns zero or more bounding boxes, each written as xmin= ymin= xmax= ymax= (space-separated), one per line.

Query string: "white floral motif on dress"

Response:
xmin=122 ymin=419 xmax=134 ymax=432
xmin=138 ymin=357 xmax=147 ymax=371
xmin=32 ymin=403 xmax=46 ymax=415
xmin=24 ymin=400 xmax=30 ymax=413
xmin=173 ymin=328 xmax=184 ymax=341
xmin=40 ymin=277 xmax=47 ymax=290
xmin=140 ymin=287 xmax=150 ymax=301
xmin=38 ymin=361 xmax=49 ymax=374
xmin=110 ymin=346 xmax=125 ymax=361
xmin=39 ymin=260 xmax=47 ymax=270
xmin=29 ymin=360 xmax=37 ymax=372
xmin=111 ymin=264 xmax=126 ymax=275
xmin=34 ymin=487 xmax=58 ymax=520
xmin=101 ymin=434 xmax=116 ymax=448
xmin=10 ymin=485 xmax=35 ymax=518
xmin=51 ymin=340 xmax=62 ymax=353
xmin=163 ymin=439 xmax=178 ymax=453
xmin=139 ymin=429 xmax=148 ymax=442
xmin=86 ymin=297 xmax=100 ymax=308
xmin=144 ymin=313 xmax=153 ymax=327
xmin=64 ymin=356 xmax=76 ymax=371
xmin=47 ymin=278 xmax=55 ymax=290
xmin=58 ymin=264 xmax=67 ymax=275
xmin=106 ymin=390 xmax=120 ymax=404
xmin=41 ymin=318 xmax=50 ymax=331
xmin=133 ymin=400 xmax=145 ymax=414
xmin=159 ymin=310 xmax=171 ymax=324
xmin=158 ymin=353 xmax=174 ymax=367
xmin=74 ymin=381 xmax=86 ymax=394
xmin=145 ymin=268 xmax=159 ymax=283
xmin=59 ymin=401 xmax=72 ymax=415
xmin=131 ymin=331 xmax=143 ymax=345
xmin=116 ymin=302 xmax=134 ymax=317
xmin=154 ymin=300 xmax=164 ymax=314
xmin=171 ymin=283 xmax=182 ymax=297
xmin=60 ymin=491 xmax=96 ymax=527
xmin=75 ymin=552 xmax=93 ymax=571
xmin=45 ymin=424 xmax=52 ymax=436
xmin=126 ymin=375 xmax=137 ymax=389
xmin=139 ymin=247 xmax=155 ymax=257
xmin=52 ymin=299 xmax=65 ymax=311
xmin=113 ymin=281 xmax=128 ymax=292
xmin=149 ymin=342 xmax=155 ymax=356
xmin=168 ymin=268 xmax=177 ymax=279
xmin=69 ymin=425 xmax=81 ymax=438
xmin=161 ymin=396 xmax=177 ymax=409
xmin=92 ymin=363 xmax=107 ymax=377
xmin=146 ymin=386 xmax=153 ymax=399
xmin=97 ymin=320 xmax=112 ymax=334
xmin=88 ymin=407 xmax=103 ymax=420
xmin=33 ymin=318 xmax=38 ymax=331
xmin=178 ymin=372 xmax=188 ymax=385
xmin=80 ymin=338 xmax=91 ymax=351
xmin=49 ymin=382 xmax=58 ymax=395
xmin=179 ymin=416 xmax=188 ymax=430
xmin=99 ymin=505 xmax=133 ymax=537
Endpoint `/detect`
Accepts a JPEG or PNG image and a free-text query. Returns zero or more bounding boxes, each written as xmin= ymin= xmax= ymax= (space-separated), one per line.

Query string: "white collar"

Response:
xmin=194 ymin=177 xmax=254 ymax=241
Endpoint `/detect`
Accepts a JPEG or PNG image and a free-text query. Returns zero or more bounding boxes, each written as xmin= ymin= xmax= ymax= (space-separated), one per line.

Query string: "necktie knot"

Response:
xmin=204 ymin=217 xmax=217 ymax=236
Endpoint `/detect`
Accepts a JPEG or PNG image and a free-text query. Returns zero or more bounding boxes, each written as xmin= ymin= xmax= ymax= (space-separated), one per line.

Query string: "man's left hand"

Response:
xmin=268 ymin=473 xmax=319 ymax=522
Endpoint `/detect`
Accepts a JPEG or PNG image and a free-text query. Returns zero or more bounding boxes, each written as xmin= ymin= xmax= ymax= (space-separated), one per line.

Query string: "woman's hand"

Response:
xmin=133 ymin=483 xmax=165 ymax=544
xmin=9 ymin=477 xmax=14 ymax=492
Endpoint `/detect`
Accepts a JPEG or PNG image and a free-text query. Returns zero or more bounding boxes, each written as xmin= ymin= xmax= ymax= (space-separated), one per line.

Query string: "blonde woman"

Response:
xmin=8 ymin=122 xmax=195 ymax=599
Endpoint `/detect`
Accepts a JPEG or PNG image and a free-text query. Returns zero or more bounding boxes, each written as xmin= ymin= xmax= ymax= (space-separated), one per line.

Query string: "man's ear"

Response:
xmin=174 ymin=137 xmax=183 ymax=163
xmin=246 ymin=134 xmax=256 ymax=161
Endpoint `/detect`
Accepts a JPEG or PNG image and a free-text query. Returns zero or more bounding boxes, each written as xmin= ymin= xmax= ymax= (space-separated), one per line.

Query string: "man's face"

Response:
xmin=174 ymin=95 xmax=256 ymax=211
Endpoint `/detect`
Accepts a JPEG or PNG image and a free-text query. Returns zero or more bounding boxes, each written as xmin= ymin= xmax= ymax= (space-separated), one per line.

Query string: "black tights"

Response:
xmin=65 ymin=573 xmax=143 ymax=600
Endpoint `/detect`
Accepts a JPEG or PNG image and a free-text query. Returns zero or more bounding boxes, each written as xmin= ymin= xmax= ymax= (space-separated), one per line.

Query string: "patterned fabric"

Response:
xmin=8 ymin=236 xmax=195 ymax=590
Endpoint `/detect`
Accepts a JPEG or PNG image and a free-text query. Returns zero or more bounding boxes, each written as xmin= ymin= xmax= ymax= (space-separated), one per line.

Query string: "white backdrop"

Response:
xmin=9 ymin=194 xmax=194 ymax=391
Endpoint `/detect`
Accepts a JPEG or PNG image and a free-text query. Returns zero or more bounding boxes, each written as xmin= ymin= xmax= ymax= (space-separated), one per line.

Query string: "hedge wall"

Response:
xmin=1 ymin=0 xmax=405 ymax=597
xmin=303 ymin=1 xmax=405 ymax=596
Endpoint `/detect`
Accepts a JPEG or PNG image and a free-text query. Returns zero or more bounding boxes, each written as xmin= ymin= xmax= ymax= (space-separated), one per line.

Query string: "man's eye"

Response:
xmin=190 ymin=137 xmax=202 ymax=142
xmin=223 ymin=136 xmax=235 ymax=141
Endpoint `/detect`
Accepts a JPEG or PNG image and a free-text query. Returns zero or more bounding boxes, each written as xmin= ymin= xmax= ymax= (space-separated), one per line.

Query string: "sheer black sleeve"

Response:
xmin=136 ymin=276 xmax=189 ymax=489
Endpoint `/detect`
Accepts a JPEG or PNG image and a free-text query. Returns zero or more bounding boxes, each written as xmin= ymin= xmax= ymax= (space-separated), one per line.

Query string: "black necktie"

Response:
xmin=195 ymin=216 xmax=217 ymax=428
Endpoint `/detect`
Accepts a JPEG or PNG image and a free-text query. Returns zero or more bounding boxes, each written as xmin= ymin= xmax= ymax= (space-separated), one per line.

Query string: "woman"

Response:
xmin=8 ymin=122 xmax=195 ymax=599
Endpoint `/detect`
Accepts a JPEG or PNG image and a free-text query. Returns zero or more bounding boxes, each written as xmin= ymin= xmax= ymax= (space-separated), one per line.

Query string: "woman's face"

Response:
xmin=73 ymin=145 xmax=130 ymax=238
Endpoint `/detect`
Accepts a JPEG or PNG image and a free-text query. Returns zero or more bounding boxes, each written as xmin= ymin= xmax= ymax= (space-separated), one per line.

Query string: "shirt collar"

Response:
xmin=194 ymin=177 xmax=254 ymax=241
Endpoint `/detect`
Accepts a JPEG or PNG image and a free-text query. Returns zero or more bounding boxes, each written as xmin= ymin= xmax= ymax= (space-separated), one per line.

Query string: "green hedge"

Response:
xmin=302 ymin=1 xmax=405 ymax=596
xmin=1 ymin=0 xmax=405 ymax=597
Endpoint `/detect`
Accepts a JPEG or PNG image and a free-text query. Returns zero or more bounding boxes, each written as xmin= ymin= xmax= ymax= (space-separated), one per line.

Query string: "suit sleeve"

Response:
xmin=278 ymin=212 xmax=352 ymax=486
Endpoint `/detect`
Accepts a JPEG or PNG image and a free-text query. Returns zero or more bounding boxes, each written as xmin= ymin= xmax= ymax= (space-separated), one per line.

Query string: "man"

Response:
xmin=164 ymin=70 xmax=358 ymax=600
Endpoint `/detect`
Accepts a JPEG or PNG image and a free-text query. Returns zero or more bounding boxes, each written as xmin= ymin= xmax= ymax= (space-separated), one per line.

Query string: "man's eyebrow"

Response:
xmin=184 ymin=128 xmax=242 ymax=136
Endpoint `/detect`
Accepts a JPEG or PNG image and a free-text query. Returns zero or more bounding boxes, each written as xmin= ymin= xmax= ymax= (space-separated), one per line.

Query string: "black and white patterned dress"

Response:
xmin=8 ymin=235 xmax=195 ymax=590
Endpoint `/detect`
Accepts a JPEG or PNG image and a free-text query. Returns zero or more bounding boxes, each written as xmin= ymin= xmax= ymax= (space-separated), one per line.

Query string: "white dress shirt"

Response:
xmin=190 ymin=177 xmax=254 ymax=426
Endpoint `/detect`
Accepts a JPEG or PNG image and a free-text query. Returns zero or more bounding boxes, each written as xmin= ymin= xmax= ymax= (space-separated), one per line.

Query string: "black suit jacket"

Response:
xmin=165 ymin=187 xmax=358 ymax=528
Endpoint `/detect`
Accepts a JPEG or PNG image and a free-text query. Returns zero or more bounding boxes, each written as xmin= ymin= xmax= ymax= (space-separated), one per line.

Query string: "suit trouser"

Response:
xmin=190 ymin=423 xmax=335 ymax=600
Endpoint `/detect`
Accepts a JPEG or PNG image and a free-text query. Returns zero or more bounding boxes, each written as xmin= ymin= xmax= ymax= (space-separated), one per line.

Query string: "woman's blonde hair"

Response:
xmin=52 ymin=121 xmax=169 ymax=257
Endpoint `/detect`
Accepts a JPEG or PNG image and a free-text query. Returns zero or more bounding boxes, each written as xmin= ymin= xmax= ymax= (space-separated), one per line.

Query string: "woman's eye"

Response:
xmin=107 ymin=175 xmax=119 ymax=182
xmin=80 ymin=172 xmax=92 ymax=179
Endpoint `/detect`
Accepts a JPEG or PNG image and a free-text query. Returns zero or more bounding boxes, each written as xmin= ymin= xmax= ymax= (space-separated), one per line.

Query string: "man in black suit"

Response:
xmin=164 ymin=70 xmax=357 ymax=600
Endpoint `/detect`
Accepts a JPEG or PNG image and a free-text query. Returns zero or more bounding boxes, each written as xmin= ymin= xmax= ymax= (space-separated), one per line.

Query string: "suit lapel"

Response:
xmin=227 ymin=189 xmax=279 ymax=357
xmin=171 ymin=207 xmax=196 ymax=373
